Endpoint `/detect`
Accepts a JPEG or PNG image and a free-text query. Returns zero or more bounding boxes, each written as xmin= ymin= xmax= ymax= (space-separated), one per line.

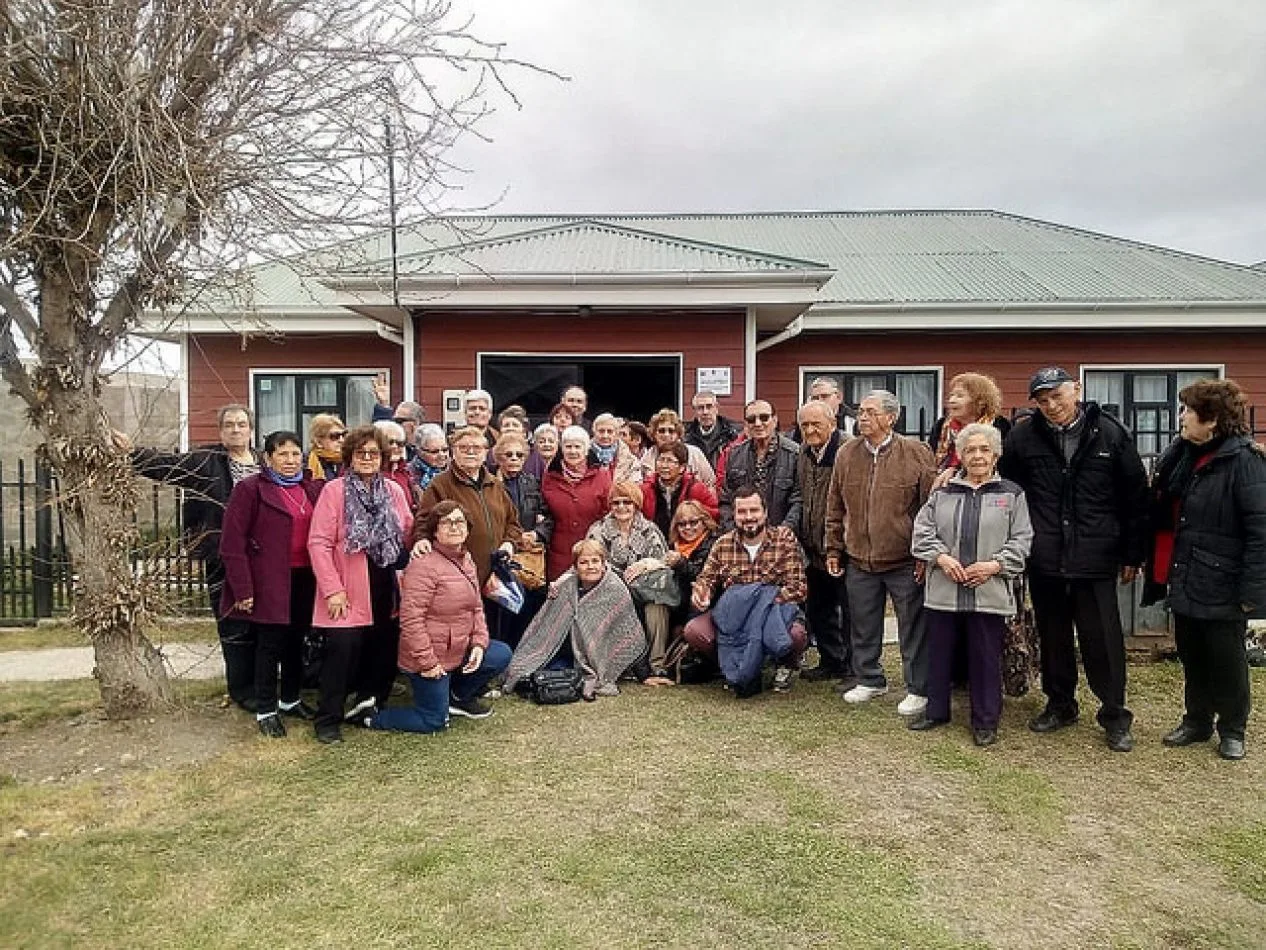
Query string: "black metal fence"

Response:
xmin=0 ymin=459 xmax=209 ymax=625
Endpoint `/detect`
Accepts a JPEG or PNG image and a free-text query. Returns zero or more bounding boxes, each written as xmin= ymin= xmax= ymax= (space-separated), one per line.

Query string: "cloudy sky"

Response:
xmin=442 ymin=0 xmax=1266 ymax=264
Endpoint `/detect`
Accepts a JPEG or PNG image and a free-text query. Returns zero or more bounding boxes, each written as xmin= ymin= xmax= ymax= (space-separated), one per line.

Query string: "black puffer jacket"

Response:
xmin=1142 ymin=436 xmax=1266 ymax=620
xmin=998 ymin=402 xmax=1148 ymax=578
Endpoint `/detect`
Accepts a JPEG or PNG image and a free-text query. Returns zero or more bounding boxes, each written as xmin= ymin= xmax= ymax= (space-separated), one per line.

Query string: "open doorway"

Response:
xmin=479 ymin=354 xmax=681 ymax=425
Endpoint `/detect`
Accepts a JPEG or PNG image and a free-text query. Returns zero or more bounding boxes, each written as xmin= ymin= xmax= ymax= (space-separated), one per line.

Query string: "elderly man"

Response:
xmin=1000 ymin=367 xmax=1149 ymax=752
xmin=685 ymin=389 xmax=743 ymax=468
xmin=561 ymin=385 xmax=591 ymax=431
xmin=792 ymin=376 xmax=857 ymax=442
xmin=796 ymin=400 xmax=852 ymax=684
xmin=370 ymin=373 xmax=424 ymax=461
xmin=719 ymin=399 xmax=801 ymax=533
xmin=644 ymin=408 xmax=716 ymax=488
xmin=464 ymin=389 xmax=499 ymax=450
xmin=689 ymin=487 xmax=808 ymax=695
xmin=826 ymin=390 xmax=936 ymax=716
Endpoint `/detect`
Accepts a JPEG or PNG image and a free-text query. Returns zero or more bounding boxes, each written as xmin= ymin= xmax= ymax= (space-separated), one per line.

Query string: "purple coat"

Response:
xmin=219 ymin=474 xmax=324 ymax=625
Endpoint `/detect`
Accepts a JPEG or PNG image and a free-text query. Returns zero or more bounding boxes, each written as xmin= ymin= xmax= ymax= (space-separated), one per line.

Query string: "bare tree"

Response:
xmin=0 ymin=0 xmax=544 ymax=715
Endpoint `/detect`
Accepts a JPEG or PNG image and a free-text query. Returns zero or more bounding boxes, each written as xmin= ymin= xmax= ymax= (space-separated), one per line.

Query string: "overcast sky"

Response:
xmin=442 ymin=0 xmax=1266 ymax=264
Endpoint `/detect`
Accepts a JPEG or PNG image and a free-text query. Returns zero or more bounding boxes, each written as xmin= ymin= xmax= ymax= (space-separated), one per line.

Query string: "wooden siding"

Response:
xmin=187 ymin=333 xmax=402 ymax=445
xmin=756 ymin=329 xmax=1266 ymax=414
xmin=414 ymin=309 xmax=747 ymax=417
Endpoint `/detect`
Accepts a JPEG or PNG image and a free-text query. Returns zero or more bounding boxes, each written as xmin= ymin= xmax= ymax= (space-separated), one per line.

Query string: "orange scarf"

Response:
xmin=307 ymin=447 xmax=342 ymax=481
xmin=675 ymin=534 xmax=706 ymax=560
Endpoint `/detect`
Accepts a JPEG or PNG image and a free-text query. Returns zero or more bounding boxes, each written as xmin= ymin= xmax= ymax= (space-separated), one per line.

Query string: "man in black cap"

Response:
xmin=999 ymin=367 xmax=1149 ymax=752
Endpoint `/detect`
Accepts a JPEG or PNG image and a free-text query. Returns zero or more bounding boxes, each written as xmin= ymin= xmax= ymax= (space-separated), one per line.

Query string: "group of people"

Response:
xmin=123 ymin=368 xmax=1265 ymax=759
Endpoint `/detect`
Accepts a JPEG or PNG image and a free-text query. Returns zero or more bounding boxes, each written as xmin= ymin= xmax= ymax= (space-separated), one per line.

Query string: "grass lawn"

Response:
xmin=0 ymin=619 xmax=218 ymax=652
xmin=1 ymin=658 xmax=1264 ymax=949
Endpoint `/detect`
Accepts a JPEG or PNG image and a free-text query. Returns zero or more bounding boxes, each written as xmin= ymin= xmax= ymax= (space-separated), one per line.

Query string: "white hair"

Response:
xmin=864 ymin=389 xmax=901 ymax=416
xmin=692 ymin=389 xmax=719 ymax=406
xmin=417 ymin=423 xmax=446 ymax=448
xmin=464 ymin=388 xmax=492 ymax=408
xmin=373 ymin=419 xmax=405 ymax=442
xmin=533 ymin=423 xmax=559 ymax=442
xmin=592 ymin=412 xmax=618 ymax=428
xmin=560 ymin=425 xmax=591 ymax=450
xmin=955 ymin=422 xmax=1003 ymax=458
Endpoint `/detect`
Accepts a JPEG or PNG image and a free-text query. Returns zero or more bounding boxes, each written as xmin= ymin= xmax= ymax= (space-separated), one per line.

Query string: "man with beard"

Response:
xmin=688 ymin=487 xmax=808 ymax=695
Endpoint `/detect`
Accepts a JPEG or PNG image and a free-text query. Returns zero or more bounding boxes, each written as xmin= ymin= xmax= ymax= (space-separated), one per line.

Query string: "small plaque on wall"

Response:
xmin=696 ymin=366 xmax=732 ymax=397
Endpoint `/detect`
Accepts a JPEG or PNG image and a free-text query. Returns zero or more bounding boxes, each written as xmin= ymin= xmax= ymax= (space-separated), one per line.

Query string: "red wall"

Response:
xmin=187 ymin=333 xmax=403 ymax=445
xmin=756 ymin=329 xmax=1266 ymax=414
xmin=415 ymin=309 xmax=747 ymax=420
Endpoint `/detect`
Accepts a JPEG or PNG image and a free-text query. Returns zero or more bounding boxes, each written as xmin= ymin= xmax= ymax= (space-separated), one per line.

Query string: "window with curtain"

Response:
xmin=802 ymin=369 xmax=940 ymax=439
xmin=1084 ymin=367 xmax=1220 ymax=460
xmin=252 ymin=372 xmax=383 ymax=447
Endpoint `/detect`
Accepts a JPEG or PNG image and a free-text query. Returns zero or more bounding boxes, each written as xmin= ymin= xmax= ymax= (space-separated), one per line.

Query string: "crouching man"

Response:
xmin=686 ymin=487 xmax=808 ymax=696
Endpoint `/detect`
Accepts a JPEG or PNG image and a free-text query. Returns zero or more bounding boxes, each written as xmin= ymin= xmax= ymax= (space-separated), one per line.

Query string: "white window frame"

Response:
xmin=799 ymin=364 xmax=944 ymax=434
xmin=477 ymin=351 xmax=685 ymax=412
xmin=248 ymin=367 xmax=392 ymax=436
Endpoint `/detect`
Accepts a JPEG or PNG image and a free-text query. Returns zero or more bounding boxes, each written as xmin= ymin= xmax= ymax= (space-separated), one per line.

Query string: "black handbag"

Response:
xmin=527 ymin=667 xmax=585 ymax=705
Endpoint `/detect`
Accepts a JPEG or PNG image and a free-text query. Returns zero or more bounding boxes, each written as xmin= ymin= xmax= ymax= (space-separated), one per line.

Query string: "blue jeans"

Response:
xmin=371 ymin=640 xmax=512 ymax=734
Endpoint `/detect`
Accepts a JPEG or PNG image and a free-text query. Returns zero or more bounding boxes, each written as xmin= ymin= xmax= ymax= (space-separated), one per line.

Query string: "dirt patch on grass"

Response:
xmin=0 ymin=702 xmax=246 ymax=787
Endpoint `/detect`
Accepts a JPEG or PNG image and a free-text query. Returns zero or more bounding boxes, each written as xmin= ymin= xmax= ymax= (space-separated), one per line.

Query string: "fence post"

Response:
xmin=33 ymin=461 xmax=53 ymax=619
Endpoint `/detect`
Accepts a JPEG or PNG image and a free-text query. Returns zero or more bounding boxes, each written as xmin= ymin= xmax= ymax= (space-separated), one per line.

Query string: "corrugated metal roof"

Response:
xmin=233 ymin=210 xmax=1266 ymax=310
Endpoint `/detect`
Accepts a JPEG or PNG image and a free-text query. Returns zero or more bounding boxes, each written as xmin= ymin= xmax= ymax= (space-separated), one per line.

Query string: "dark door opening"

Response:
xmin=480 ymin=355 xmax=680 ymax=425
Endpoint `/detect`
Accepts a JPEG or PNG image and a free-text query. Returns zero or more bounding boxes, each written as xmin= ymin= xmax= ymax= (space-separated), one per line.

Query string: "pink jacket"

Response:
xmin=398 ymin=547 xmax=490 ymax=673
xmin=307 ymin=476 xmax=414 ymax=629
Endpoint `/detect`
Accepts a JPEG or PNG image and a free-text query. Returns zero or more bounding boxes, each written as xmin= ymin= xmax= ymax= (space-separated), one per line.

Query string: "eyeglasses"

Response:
xmin=745 ymin=413 xmax=772 ymax=424
xmin=454 ymin=444 xmax=485 ymax=454
xmin=438 ymin=514 xmax=467 ymax=527
xmin=501 ymin=451 xmax=526 ymax=459
xmin=677 ymin=518 xmax=703 ymax=528
xmin=420 ymin=446 xmax=449 ymax=456
xmin=609 ymin=499 xmax=636 ymax=507
xmin=388 ymin=439 xmax=405 ymax=447
xmin=328 ymin=431 xmax=347 ymax=440
xmin=354 ymin=449 xmax=381 ymax=459
xmin=655 ymin=426 xmax=678 ymax=434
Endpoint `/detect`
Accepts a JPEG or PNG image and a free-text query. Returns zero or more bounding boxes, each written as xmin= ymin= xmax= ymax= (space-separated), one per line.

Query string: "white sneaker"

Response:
xmin=897 ymin=693 xmax=928 ymax=717
xmin=843 ymin=684 xmax=888 ymax=704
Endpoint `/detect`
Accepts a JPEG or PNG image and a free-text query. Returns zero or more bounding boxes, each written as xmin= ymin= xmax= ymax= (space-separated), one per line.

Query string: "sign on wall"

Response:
xmin=696 ymin=366 xmax=732 ymax=397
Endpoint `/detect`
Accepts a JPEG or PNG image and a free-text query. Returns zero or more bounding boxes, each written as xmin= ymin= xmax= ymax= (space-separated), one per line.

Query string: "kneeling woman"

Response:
xmin=369 ymin=501 xmax=512 ymax=733
xmin=503 ymin=540 xmax=647 ymax=698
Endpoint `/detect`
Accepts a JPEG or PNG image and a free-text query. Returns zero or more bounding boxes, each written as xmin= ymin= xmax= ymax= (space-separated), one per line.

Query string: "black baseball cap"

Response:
xmin=1028 ymin=366 xmax=1074 ymax=397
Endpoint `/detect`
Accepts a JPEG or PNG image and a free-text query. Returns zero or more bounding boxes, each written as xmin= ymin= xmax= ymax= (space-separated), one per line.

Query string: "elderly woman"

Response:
xmin=642 ymin=441 xmax=719 ymax=539
xmin=418 ymin=425 xmax=521 ymax=586
xmin=307 ymin=425 xmax=414 ymax=744
xmin=665 ymin=500 xmax=720 ymax=630
xmin=494 ymin=432 xmax=553 ymax=647
xmin=365 ymin=501 xmax=512 ymax=732
xmin=584 ymin=481 xmax=674 ymax=677
xmin=504 ymin=539 xmax=648 ymax=698
xmin=621 ymin=420 xmax=651 ymax=459
xmin=592 ymin=412 xmax=644 ymax=484
xmin=410 ymin=423 xmax=449 ymax=491
xmin=525 ymin=423 xmax=559 ymax=481
xmin=306 ymin=413 xmax=347 ymax=481
xmin=374 ymin=419 xmax=419 ymax=508
xmin=644 ymin=408 xmax=716 ymax=488
xmin=910 ymin=423 xmax=1033 ymax=746
xmin=498 ymin=406 xmax=530 ymax=440
xmin=220 ymin=430 xmax=324 ymax=737
xmin=928 ymin=373 xmax=1012 ymax=473
xmin=1143 ymin=379 xmax=1266 ymax=761
xmin=541 ymin=425 xmax=613 ymax=580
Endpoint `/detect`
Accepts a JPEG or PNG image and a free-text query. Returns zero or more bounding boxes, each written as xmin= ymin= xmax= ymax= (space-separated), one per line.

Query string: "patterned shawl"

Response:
xmin=503 ymin=566 xmax=647 ymax=692
xmin=342 ymin=473 xmax=404 ymax=568
xmin=587 ymin=514 xmax=667 ymax=573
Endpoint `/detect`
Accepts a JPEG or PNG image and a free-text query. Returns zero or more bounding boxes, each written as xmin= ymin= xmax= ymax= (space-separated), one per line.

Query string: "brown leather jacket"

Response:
xmin=825 ymin=435 xmax=936 ymax=573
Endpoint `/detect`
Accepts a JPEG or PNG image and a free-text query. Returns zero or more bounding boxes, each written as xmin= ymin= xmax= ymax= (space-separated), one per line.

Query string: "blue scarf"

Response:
xmin=409 ymin=457 xmax=442 ymax=490
xmin=263 ymin=467 xmax=305 ymax=487
xmin=594 ymin=442 xmax=618 ymax=466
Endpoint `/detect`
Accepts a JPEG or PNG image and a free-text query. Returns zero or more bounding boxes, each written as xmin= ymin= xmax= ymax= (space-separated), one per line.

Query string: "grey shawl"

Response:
xmin=504 ymin=567 xmax=647 ymax=692
xmin=586 ymin=513 xmax=667 ymax=573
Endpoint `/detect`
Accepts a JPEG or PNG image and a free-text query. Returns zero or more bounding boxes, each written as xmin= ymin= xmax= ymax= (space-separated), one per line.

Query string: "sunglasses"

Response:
xmin=677 ymin=518 xmax=703 ymax=528
xmin=392 ymin=417 xmax=415 ymax=425
xmin=609 ymin=499 xmax=636 ymax=507
xmin=354 ymin=449 xmax=381 ymax=459
xmin=745 ymin=413 xmax=772 ymax=424
xmin=501 ymin=451 xmax=526 ymax=459
xmin=388 ymin=439 xmax=405 ymax=447
xmin=328 ymin=431 xmax=347 ymax=440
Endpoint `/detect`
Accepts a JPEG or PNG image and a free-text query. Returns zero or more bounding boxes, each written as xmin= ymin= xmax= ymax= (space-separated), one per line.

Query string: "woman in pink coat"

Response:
xmin=364 ymin=500 xmax=512 ymax=733
xmin=307 ymin=425 xmax=414 ymax=744
xmin=541 ymin=426 xmax=613 ymax=580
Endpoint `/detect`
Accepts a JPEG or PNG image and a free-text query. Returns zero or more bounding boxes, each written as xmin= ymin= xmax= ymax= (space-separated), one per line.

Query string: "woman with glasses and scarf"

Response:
xmin=306 ymin=413 xmax=347 ymax=482
xmin=541 ymin=426 xmax=613 ymax=580
xmin=307 ymin=425 xmax=414 ymax=744
xmin=491 ymin=432 xmax=553 ymax=648
xmin=592 ymin=412 xmax=645 ymax=484
xmin=410 ymin=423 xmax=450 ymax=491
xmin=374 ymin=419 xmax=421 ymax=511
xmin=219 ymin=430 xmax=324 ymax=737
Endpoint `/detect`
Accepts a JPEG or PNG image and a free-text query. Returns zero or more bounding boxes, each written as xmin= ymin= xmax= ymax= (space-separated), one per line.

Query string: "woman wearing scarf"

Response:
xmin=505 ymin=539 xmax=647 ymax=699
xmin=541 ymin=425 xmax=613 ymax=580
xmin=374 ymin=419 xmax=421 ymax=511
xmin=927 ymin=373 xmax=1011 ymax=473
xmin=492 ymin=432 xmax=553 ymax=648
xmin=592 ymin=412 xmax=645 ymax=484
xmin=306 ymin=413 xmax=347 ymax=481
xmin=1143 ymin=378 xmax=1266 ymax=762
xmin=641 ymin=441 xmax=719 ymax=539
xmin=219 ymin=430 xmax=324 ymax=737
xmin=410 ymin=423 xmax=449 ymax=491
xmin=366 ymin=501 xmax=512 ymax=732
xmin=307 ymin=425 xmax=414 ymax=744
xmin=664 ymin=500 xmax=720 ymax=632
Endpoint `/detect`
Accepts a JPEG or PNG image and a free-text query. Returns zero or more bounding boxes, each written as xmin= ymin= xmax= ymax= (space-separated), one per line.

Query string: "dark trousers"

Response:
xmin=926 ymin=609 xmax=1005 ymax=731
xmin=372 ymin=641 xmax=513 ymax=734
xmin=252 ymin=567 xmax=315 ymax=715
xmin=845 ymin=560 xmax=928 ymax=695
xmin=314 ymin=562 xmax=399 ymax=730
xmin=805 ymin=565 xmax=852 ymax=676
xmin=1028 ymin=572 xmax=1133 ymax=732
xmin=207 ymin=555 xmax=256 ymax=709
xmin=1174 ymin=612 xmax=1251 ymax=741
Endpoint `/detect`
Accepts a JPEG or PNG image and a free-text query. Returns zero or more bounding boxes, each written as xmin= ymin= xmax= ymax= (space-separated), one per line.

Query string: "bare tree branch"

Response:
xmin=0 ymin=279 xmax=38 ymax=344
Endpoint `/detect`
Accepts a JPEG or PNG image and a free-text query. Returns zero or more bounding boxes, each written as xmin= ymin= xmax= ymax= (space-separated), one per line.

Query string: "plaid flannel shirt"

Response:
xmin=692 ymin=524 xmax=807 ymax=605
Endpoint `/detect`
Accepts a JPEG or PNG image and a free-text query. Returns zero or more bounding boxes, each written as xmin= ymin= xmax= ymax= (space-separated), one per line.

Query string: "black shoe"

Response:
xmin=1219 ymin=736 xmax=1246 ymax=761
xmin=907 ymin=714 xmax=947 ymax=732
xmin=1028 ymin=709 xmax=1078 ymax=734
xmin=257 ymin=713 xmax=286 ymax=738
xmin=449 ymin=695 xmax=493 ymax=720
xmin=1162 ymin=723 xmax=1213 ymax=747
xmin=800 ymin=665 xmax=842 ymax=683
xmin=1106 ymin=729 xmax=1135 ymax=753
xmin=279 ymin=701 xmax=317 ymax=721
xmin=344 ymin=696 xmax=377 ymax=723
xmin=315 ymin=726 xmax=343 ymax=745
xmin=973 ymin=728 xmax=997 ymax=747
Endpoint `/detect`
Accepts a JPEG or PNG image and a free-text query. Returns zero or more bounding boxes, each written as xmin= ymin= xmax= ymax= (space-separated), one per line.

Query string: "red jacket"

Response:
xmin=641 ymin=472 xmax=719 ymax=530
xmin=398 ymin=546 xmax=490 ymax=673
xmin=541 ymin=463 xmax=612 ymax=579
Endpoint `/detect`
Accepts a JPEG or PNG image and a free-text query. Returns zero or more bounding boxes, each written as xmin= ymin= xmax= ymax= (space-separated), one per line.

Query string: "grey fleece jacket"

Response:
xmin=911 ymin=474 xmax=1034 ymax=616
